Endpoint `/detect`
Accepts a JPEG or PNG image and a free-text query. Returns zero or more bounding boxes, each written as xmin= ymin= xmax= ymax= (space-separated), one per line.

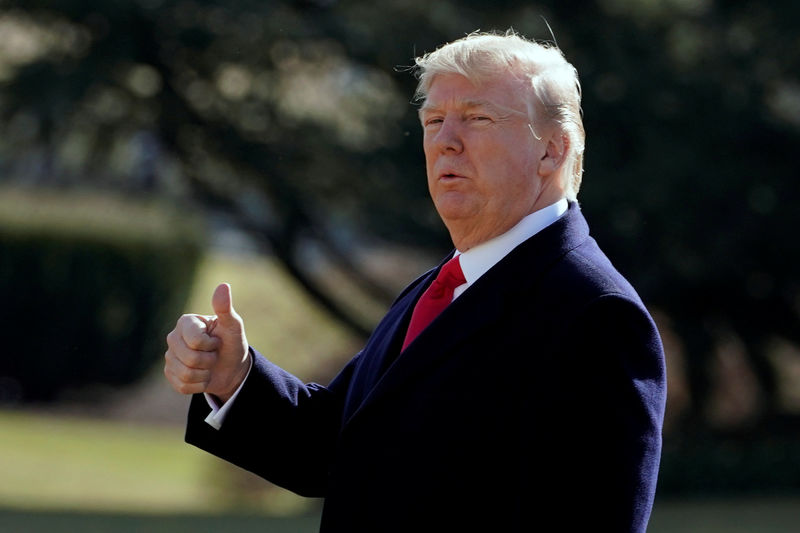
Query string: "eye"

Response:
xmin=469 ymin=115 xmax=491 ymax=123
xmin=424 ymin=117 xmax=444 ymax=127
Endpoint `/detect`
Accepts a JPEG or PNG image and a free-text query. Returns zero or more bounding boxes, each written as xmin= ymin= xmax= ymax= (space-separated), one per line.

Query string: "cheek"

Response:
xmin=484 ymin=144 xmax=530 ymax=178
xmin=521 ymin=152 xmax=541 ymax=180
xmin=507 ymin=138 xmax=541 ymax=178
xmin=489 ymin=153 xmax=540 ymax=201
xmin=423 ymin=141 xmax=437 ymax=169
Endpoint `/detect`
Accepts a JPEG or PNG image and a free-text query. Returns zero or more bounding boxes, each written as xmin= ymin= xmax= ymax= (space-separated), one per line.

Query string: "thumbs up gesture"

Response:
xmin=164 ymin=283 xmax=251 ymax=402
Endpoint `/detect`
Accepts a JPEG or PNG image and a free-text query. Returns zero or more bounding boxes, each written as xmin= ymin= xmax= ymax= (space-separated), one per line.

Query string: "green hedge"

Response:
xmin=658 ymin=430 xmax=800 ymax=496
xmin=0 ymin=188 xmax=203 ymax=402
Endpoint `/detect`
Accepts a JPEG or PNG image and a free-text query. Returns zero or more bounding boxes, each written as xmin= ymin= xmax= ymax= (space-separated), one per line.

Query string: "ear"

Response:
xmin=537 ymin=132 xmax=569 ymax=178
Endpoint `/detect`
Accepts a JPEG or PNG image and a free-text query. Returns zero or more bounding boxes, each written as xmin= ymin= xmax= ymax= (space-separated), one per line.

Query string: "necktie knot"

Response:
xmin=436 ymin=257 xmax=466 ymax=288
xmin=402 ymin=255 xmax=465 ymax=350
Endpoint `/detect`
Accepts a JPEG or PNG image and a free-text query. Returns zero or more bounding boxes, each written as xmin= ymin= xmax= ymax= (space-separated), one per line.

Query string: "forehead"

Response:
xmin=421 ymin=73 xmax=527 ymax=114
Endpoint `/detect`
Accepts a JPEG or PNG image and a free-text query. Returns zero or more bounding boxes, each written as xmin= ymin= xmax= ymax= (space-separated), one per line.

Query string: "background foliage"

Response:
xmin=0 ymin=188 xmax=202 ymax=400
xmin=1 ymin=0 xmax=799 ymax=496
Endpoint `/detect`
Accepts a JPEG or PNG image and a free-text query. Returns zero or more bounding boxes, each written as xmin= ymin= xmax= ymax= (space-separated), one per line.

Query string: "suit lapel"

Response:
xmin=343 ymin=203 xmax=590 ymax=429
xmin=338 ymin=264 xmax=437 ymax=422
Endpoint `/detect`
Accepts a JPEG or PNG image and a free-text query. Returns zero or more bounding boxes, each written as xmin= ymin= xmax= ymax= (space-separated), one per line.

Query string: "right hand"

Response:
xmin=164 ymin=283 xmax=250 ymax=403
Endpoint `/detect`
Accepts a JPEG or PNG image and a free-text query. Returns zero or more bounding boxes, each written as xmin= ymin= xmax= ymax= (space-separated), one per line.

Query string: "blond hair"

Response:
xmin=413 ymin=30 xmax=585 ymax=200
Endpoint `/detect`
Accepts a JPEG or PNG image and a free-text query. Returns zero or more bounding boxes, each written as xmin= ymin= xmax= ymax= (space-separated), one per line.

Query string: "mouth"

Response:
xmin=439 ymin=171 xmax=465 ymax=180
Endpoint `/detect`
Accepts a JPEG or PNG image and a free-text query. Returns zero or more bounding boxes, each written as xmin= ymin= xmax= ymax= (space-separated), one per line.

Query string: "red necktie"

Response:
xmin=402 ymin=255 xmax=466 ymax=350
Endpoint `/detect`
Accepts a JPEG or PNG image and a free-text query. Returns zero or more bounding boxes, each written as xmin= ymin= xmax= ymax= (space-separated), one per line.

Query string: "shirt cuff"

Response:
xmin=203 ymin=355 xmax=253 ymax=430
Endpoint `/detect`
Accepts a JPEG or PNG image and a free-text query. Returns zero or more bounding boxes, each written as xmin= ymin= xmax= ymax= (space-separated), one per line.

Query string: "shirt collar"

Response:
xmin=455 ymin=198 xmax=568 ymax=288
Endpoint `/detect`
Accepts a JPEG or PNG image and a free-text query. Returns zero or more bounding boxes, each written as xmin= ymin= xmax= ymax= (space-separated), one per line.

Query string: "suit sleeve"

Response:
xmin=543 ymin=293 xmax=666 ymax=533
xmin=185 ymin=348 xmax=359 ymax=497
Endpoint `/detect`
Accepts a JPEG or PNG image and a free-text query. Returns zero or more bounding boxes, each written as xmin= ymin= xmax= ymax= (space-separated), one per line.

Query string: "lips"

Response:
xmin=439 ymin=170 xmax=466 ymax=180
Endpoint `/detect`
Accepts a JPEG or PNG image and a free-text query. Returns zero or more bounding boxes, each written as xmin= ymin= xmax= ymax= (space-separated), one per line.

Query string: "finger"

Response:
xmin=177 ymin=314 xmax=220 ymax=351
xmin=206 ymin=316 xmax=219 ymax=336
xmin=164 ymin=352 xmax=211 ymax=394
xmin=164 ymin=353 xmax=212 ymax=384
xmin=167 ymin=330 xmax=217 ymax=369
xmin=211 ymin=283 xmax=240 ymax=329
xmin=164 ymin=368 xmax=207 ymax=395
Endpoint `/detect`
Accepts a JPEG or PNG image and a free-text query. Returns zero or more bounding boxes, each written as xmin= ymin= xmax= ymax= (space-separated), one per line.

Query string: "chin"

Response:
xmin=435 ymin=206 xmax=475 ymax=227
xmin=434 ymin=193 xmax=479 ymax=219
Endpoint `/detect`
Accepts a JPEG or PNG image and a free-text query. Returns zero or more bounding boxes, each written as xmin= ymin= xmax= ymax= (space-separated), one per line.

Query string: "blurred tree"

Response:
xmin=0 ymin=0 xmax=798 ymax=432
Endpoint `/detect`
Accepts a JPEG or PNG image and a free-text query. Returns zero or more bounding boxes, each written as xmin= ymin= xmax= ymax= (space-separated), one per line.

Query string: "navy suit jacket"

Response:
xmin=186 ymin=202 xmax=667 ymax=532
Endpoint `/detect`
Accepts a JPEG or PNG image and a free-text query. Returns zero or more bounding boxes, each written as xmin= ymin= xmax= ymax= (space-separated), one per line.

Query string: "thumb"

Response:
xmin=212 ymin=283 xmax=239 ymax=328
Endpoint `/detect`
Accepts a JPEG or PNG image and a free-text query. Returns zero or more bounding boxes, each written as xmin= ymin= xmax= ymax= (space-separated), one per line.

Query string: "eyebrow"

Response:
xmin=419 ymin=99 xmax=499 ymax=115
xmin=418 ymin=99 xmax=527 ymax=120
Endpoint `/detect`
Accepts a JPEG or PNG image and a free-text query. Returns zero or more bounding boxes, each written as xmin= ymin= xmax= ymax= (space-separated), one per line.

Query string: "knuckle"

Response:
xmin=182 ymin=351 xmax=199 ymax=367
xmin=178 ymin=366 xmax=194 ymax=383
xmin=185 ymin=339 xmax=199 ymax=351
xmin=166 ymin=329 xmax=178 ymax=347
xmin=164 ymin=355 xmax=176 ymax=375
xmin=178 ymin=314 xmax=202 ymax=337
xmin=176 ymin=315 xmax=190 ymax=333
xmin=184 ymin=351 xmax=206 ymax=369
xmin=184 ymin=330 xmax=205 ymax=351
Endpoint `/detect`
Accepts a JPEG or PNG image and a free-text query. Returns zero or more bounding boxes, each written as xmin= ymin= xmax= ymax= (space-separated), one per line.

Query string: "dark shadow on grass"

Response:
xmin=0 ymin=508 xmax=321 ymax=533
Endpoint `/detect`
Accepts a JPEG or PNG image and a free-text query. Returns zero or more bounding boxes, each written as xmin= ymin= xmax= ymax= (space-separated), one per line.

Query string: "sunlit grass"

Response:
xmin=0 ymin=410 xmax=213 ymax=513
xmin=648 ymin=496 xmax=800 ymax=532
xmin=0 ymin=508 xmax=320 ymax=533
xmin=0 ymin=186 xmax=199 ymax=244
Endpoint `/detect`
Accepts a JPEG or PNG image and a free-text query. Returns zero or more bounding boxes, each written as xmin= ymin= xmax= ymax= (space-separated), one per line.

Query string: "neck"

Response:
xmin=449 ymin=190 xmax=566 ymax=251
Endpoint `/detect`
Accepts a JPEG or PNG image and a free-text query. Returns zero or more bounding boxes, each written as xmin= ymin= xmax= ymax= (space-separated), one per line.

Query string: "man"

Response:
xmin=165 ymin=31 xmax=666 ymax=532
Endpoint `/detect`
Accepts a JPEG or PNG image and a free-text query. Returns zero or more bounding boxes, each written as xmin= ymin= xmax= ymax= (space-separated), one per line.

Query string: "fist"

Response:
xmin=164 ymin=283 xmax=250 ymax=402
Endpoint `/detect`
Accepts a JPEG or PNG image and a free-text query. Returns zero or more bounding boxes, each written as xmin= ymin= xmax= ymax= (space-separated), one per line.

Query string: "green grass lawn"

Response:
xmin=0 ymin=509 xmax=320 ymax=533
xmin=0 ymin=405 xmax=325 ymax=532
xmin=0 ymin=409 xmax=208 ymax=513
xmin=648 ymin=496 xmax=800 ymax=533
xmin=0 ymin=409 xmax=320 ymax=516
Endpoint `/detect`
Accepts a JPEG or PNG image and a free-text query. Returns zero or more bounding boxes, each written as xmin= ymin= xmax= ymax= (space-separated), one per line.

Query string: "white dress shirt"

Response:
xmin=204 ymin=198 xmax=569 ymax=429
xmin=453 ymin=198 xmax=568 ymax=299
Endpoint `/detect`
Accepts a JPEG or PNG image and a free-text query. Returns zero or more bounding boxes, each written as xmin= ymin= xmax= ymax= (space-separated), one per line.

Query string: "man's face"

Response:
xmin=421 ymin=73 xmax=549 ymax=250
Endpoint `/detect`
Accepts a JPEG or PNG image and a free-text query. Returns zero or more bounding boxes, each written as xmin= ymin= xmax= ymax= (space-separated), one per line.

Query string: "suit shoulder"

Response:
xmin=550 ymin=236 xmax=645 ymax=308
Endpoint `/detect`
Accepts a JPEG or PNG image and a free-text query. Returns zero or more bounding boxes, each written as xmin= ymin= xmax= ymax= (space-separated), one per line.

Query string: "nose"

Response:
xmin=430 ymin=116 xmax=464 ymax=154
